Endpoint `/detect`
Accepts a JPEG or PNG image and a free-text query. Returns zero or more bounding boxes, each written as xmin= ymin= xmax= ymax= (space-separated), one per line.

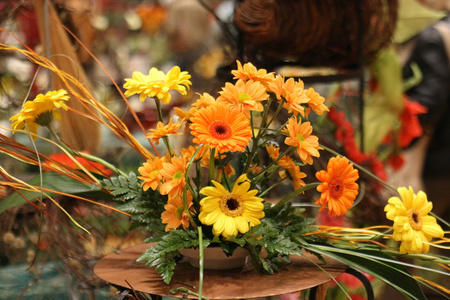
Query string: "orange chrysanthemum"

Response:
xmin=190 ymin=103 xmax=252 ymax=153
xmin=217 ymin=79 xmax=268 ymax=116
xmin=283 ymin=118 xmax=321 ymax=165
xmin=138 ymin=156 xmax=166 ymax=191
xmin=193 ymin=93 xmax=216 ymax=109
xmin=231 ymin=60 xmax=275 ymax=89
xmin=266 ymin=145 xmax=306 ymax=190
xmin=146 ymin=119 xmax=182 ymax=145
xmin=159 ymin=156 xmax=187 ymax=197
xmin=161 ymin=191 xmax=193 ymax=231
xmin=305 ymin=87 xmax=329 ymax=117
xmin=269 ymin=75 xmax=309 ymax=117
xmin=315 ymin=156 xmax=359 ymax=216
xmin=284 ymin=163 xmax=307 ymax=190
xmin=181 ymin=144 xmax=209 ymax=167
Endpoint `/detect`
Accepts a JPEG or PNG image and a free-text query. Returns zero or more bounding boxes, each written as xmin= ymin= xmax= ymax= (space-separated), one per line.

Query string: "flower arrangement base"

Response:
xmin=179 ymin=247 xmax=249 ymax=270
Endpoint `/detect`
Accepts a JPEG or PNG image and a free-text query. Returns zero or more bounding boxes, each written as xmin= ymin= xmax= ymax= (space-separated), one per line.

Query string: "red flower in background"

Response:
xmin=45 ymin=152 xmax=113 ymax=177
xmin=388 ymin=153 xmax=405 ymax=171
xmin=398 ymin=96 xmax=427 ymax=148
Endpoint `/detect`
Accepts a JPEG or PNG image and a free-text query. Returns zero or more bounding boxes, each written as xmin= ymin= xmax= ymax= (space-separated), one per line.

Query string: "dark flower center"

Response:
xmin=328 ymin=176 xmax=344 ymax=199
xmin=408 ymin=208 xmax=423 ymax=230
xmin=220 ymin=193 xmax=244 ymax=217
xmin=209 ymin=120 xmax=232 ymax=140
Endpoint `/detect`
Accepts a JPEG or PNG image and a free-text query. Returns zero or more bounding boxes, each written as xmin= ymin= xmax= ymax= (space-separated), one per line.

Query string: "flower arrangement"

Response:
xmin=1 ymin=37 xmax=450 ymax=300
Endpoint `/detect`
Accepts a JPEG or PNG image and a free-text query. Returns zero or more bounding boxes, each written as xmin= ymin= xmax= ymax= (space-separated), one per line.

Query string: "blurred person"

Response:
xmin=394 ymin=0 xmax=450 ymax=217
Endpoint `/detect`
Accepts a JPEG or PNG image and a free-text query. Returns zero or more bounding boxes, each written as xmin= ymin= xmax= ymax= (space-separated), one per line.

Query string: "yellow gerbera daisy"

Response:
xmin=385 ymin=187 xmax=444 ymax=254
xmin=231 ymin=60 xmax=275 ymax=89
xmin=10 ymin=89 xmax=69 ymax=139
xmin=138 ymin=156 xmax=166 ymax=191
xmin=315 ymin=156 xmax=359 ymax=217
xmin=217 ymin=79 xmax=268 ymax=116
xmin=161 ymin=191 xmax=193 ymax=231
xmin=190 ymin=103 xmax=252 ymax=153
xmin=198 ymin=174 xmax=264 ymax=238
xmin=282 ymin=117 xmax=321 ymax=165
xmin=146 ymin=119 xmax=182 ymax=145
xmin=123 ymin=66 xmax=191 ymax=104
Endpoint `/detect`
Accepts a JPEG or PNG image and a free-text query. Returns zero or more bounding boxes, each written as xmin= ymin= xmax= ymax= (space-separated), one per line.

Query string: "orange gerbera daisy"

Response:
xmin=231 ymin=60 xmax=275 ymax=89
xmin=283 ymin=118 xmax=321 ymax=165
xmin=161 ymin=191 xmax=193 ymax=231
xmin=315 ymin=156 xmax=359 ymax=216
xmin=269 ymin=76 xmax=309 ymax=117
xmin=217 ymin=79 xmax=268 ymax=116
xmin=146 ymin=119 xmax=182 ymax=145
xmin=305 ymin=87 xmax=329 ymax=117
xmin=138 ymin=156 xmax=166 ymax=191
xmin=159 ymin=156 xmax=187 ymax=197
xmin=190 ymin=103 xmax=252 ymax=153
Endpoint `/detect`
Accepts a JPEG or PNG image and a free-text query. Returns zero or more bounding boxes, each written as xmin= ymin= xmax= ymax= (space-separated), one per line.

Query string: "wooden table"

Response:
xmin=94 ymin=243 xmax=347 ymax=299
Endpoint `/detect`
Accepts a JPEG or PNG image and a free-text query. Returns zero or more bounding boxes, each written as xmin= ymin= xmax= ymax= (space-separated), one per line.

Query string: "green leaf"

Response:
xmin=306 ymin=244 xmax=427 ymax=300
xmin=0 ymin=172 xmax=103 ymax=214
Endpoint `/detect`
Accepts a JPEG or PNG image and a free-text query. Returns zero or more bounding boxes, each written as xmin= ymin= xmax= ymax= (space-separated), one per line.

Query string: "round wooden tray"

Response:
xmin=94 ymin=243 xmax=346 ymax=299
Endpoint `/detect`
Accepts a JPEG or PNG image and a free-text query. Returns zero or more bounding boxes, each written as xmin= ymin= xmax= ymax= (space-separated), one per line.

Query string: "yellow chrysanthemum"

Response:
xmin=198 ymin=174 xmax=264 ymax=238
xmin=282 ymin=117 xmax=321 ymax=165
xmin=315 ymin=156 xmax=359 ymax=217
xmin=385 ymin=187 xmax=444 ymax=254
xmin=217 ymin=79 xmax=268 ymax=116
xmin=190 ymin=103 xmax=252 ymax=153
xmin=9 ymin=89 xmax=69 ymax=139
xmin=161 ymin=191 xmax=193 ymax=232
xmin=137 ymin=156 xmax=166 ymax=191
xmin=231 ymin=60 xmax=275 ymax=89
xmin=146 ymin=119 xmax=182 ymax=145
xmin=123 ymin=66 xmax=191 ymax=104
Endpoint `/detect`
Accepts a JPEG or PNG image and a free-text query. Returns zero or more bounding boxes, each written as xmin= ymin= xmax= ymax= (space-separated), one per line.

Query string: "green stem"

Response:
xmin=258 ymin=178 xmax=286 ymax=198
xmin=320 ymin=144 xmax=397 ymax=193
xmin=169 ymin=287 xmax=209 ymax=300
xmin=183 ymin=145 xmax=205 ymax=229
xmin=47 ymin=125 xmax=128 ymax=178
xmin=209 ymin=148 xmax=216 ymax=183
xmin=269 ymin=182 xmax=320 ymax=213
xmin=154 ymin=98 xmax=174 ymax=156
xmin=264 ymin=98 xmax=286 ymax=132
xmin=198 ymin=226 xmax=204 ymax=300
xmin=252 ymin=147 xmax=296 ymax=182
